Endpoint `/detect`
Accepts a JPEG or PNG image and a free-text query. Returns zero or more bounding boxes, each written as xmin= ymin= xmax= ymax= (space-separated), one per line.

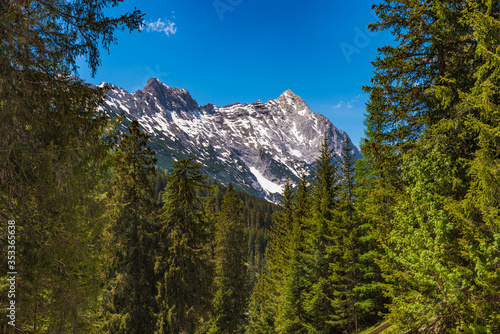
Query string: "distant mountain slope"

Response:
xmin=100 ymin=78 xmax=362 ymax=200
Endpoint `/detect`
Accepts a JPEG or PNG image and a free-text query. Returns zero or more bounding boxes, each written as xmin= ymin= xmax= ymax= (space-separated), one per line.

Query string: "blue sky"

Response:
xmin=77 ymin=0 xmax=393 ymax=149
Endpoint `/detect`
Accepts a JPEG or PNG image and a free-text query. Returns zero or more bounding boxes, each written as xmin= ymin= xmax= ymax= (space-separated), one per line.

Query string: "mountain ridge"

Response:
xmin=100 ymin=78 xmax=362 ymax=200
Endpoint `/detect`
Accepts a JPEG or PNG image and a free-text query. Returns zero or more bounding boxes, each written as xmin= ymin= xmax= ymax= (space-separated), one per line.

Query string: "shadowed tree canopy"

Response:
xmin=0 ymin=0 xmax=143 ymax=331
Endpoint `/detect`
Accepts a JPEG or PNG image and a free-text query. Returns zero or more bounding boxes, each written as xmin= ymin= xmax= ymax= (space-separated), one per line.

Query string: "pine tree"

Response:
xmin=246 ymin=271 xmax=277 ymax=334
xmin=330 ymin=137 xmax=360 ymax=333
xmin=380 ymin=140 xmax=482 ymax=332
xmin=452 ymin=3 xmax=500 ymax=328
xmin=267 ymin=179 xmax=295 ymax=287
xmin=275 ymin=175 xmax=310 ymax=334
xmin=101 ymin=120 xmax=158 ymax=334
xmin=331 ymin=137 xmax=387 ymax=333
xmin=294 ymin=174 xmax=311 ymax=227
xmin=155 ymin=157 xmax=212 ymax=334
xmin=360 ymin=0 xmax=477 ymax=245
xmin=209 ymin=183 xmax=249 ymax=334
xmin=302 ymin=134 xmax=339 ymax=333
xmin=0 ymin=0 xmax=142 ymax=331
xmin=247 ymin=180 xmax=294 ymax=334
xmin=364 ymin=0 xmax=500 ymax=331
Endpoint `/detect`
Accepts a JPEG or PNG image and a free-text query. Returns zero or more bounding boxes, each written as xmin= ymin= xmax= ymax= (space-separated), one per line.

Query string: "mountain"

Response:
xmin=100 ymin=78 xmax=362 ymax=200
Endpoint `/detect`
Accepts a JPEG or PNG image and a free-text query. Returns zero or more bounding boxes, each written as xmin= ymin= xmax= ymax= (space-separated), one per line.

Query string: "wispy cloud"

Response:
xmin=142 ymin=18 xmax=177 ymax=36
xmin=332 ymin=94 xmax=363 ymax=110
xmin=332 ymin=101 xmax=353 ymax=109
xmin=333 ymin=102 xmax=344 ymax=109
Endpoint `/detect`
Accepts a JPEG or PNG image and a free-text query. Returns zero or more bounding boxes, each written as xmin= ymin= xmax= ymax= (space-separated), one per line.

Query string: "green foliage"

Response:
xmin=246 ymin=271 xmax=277 ymax=334
xmin=0 ymin=0 xmax=142 ymax=331
xmin=274 ymin=175 xmax=310 ymax=334
xmin=155 ymin=157 xmax=212 ymax=334
xmin=247 ymin=135 xmax=386 ymax=334
xmin=364 ymin=0 xmax=500 ymax=332
xmin=330 ymin=137 xmax=386 ymax=333
xmin=382 ymin=143 xmax=459 ymax=331
xmin=272 ymin=179 xmax=308 ymax=334
xmin=101 ymin=120 xmax=158 ymax=334
xmin=301 ymin=135 xmax=339 ymax=333
xmin=209 ymin=183 xmax=250 ymax=334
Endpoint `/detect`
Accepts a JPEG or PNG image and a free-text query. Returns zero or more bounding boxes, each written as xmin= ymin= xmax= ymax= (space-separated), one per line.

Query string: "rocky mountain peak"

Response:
xmin=140 ymin=77 xmax=199 ymax=112
xmin=274 ymin=89 xmax=313 ymax=117
xmin=101 ymin=78 xmax=362 ymax=201
xmin=279 ymin=89 xmax=297 ymax=98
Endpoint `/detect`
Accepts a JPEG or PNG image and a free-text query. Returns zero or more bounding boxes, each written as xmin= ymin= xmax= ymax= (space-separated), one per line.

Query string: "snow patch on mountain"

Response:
xmin=100 ymin=77 xmax=362 ymax=200
xmin=249 ymin=167 xmax=284 ymax=195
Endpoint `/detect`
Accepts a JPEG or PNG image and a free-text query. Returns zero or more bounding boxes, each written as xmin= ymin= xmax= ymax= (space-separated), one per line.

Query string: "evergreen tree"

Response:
xmin=246 ymin=271 xmax=277 ymax=334
xmin=101 ymin=120 xmax=158 ymax=333
xmin=453 ymin=3 xmax=500 ymax=328
xmin=275 ymin=176 xmax=310 ymax=334
xmin=302 ymin=134 xmax=339 ymax=333
xmin=294 ymin=174 xmax=311 ymax=227
xmin=0 ymin=0 xmax=142 ymax=331
xmin=155 ymin=157 xmax=212 ymax=333
xmin=330 ymin=137 xmax=359 ymax=333
xmin=360 ymin=0 xmax=476 ymax=245
xmin=364 ymin=0 xmax=500 ymax=331
xmin=209 ymin=183 xmax=249 ymax=334
xmin=248 ymin=179 xmax=294 ymax=334
xmin=267 ymin=179 xmax=295 ymax=287
xmin=331 ymin=137 xmax=386 ymax=333
xmin=381 ymin=142 xmax=468 ymax=332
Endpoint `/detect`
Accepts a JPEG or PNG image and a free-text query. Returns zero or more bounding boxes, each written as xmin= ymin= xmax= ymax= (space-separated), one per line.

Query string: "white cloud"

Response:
xmin=333 ymin=94 xmax=363 ymax=110
xmin=333 ymin=101 xmax=344 ymax=109
xmin=142 ymin=18 xmax=177 ymax=36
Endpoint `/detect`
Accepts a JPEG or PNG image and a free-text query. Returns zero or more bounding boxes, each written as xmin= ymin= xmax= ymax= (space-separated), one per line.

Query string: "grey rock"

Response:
xmin=100 ymin=78 xmax=362 ymax=201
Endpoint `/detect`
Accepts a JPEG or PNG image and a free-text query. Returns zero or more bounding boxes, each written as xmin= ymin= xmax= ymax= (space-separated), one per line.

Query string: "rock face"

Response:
xmin=101 ymin=77 xmax=362 ymax=200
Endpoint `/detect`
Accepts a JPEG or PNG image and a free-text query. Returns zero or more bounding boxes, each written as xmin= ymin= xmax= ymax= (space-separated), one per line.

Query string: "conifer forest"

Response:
xmin=1 ymin=0 xmax=499 ymax=333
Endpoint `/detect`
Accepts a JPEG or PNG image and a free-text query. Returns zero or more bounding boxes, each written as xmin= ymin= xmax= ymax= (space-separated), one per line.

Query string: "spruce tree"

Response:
xmin=247 ymin=179 xmax=294 ymax=334
xmin=275 ymin=176 xmax=310 ymax=334
xmin=364 ymin=0 xmax=500 ymax=331
xmin=294 ymin=174 xmax=311 ymax=227
xmin=246 ymin=271 xmax=277 ymax=334
xmin=0 ymin=0 xmax=142 ymax=331
xmin=360 ymin=0 xmax=477 ymax=244
xmin=209 ymin=183 xmax=249 ymax=334
xmin=381 ymin=142 xmax=467 ymax=332
xmin=453 ymin=3 xmax=500 ymax=328
xmin=330 ymin=137 xmax=359 ymax=333
xmin=101 ymin=120 xmax=158 ymax=334
xmin=155 ymin=157 xmax=212 ymax=333
xmin=302 ymin=134 xmax=339 ymax=333
xmin=267 ymin=179 xmax=295 ymax=287
xmin=331 ymin=137 xmax=386 ymax=333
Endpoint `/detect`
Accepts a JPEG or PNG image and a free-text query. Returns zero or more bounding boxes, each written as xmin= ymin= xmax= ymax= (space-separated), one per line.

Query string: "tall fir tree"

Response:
xmin=209 ymin=183 xmax=249 ymax=334
xmin=267 ymin=179 xmax=295 ymax=290
xmin=364 ymin=0 xmax=500 ymax=331
xmin=360 ymin=0 xmax=477 ymax=245
xmin=330 ymin=137 xmax=360 ymax=333
xmin=275 ymin=176 xmax=310 ymax=334
xmin=453 ymin=3 xmax=500 ymax=327
xmin=331 ymin=137 xmax=387 ymax=333
xmin=247 ymin=179 xmax=295 ymax=334
xmin=246 ymin=270 xmax=277 ymax=334
xmin=381 ymin=141 xmax=469 ymax=332
xmin=155 ymin=157 xmax=212 ymax=334
xmin=0 ymin=0 xmax=143 ymax=331
xmin=302 ymin=134 xmax=339 ymax=333
xmin=101 ymin=120 xmax=158 ymax=334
